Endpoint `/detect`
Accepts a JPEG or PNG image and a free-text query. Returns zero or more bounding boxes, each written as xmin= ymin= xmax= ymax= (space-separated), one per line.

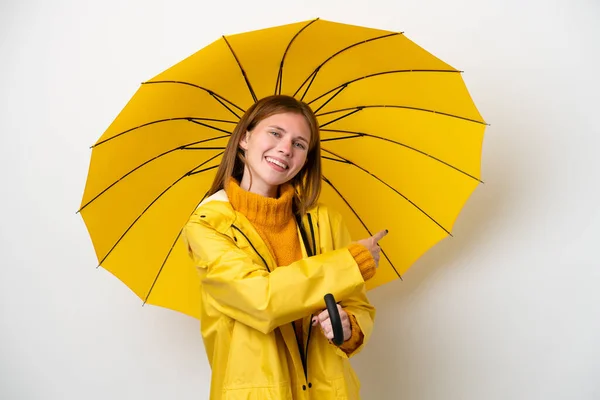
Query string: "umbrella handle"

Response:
xmin=324 ymin=293 xmax=344 ymax=346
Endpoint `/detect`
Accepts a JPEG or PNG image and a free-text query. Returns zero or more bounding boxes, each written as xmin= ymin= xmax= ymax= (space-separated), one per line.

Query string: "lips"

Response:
xmin=265 ymin=156 xmax=288 ymax=170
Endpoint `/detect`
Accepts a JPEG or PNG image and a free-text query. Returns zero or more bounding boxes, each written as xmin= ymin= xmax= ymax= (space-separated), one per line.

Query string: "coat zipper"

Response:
xmin=297 ymin=213 xmax=315 ymax=383
xmin=231 ymin=225 xmax=271 ymax=272
xmin=307 ymin=213 xmax=316 ymax=257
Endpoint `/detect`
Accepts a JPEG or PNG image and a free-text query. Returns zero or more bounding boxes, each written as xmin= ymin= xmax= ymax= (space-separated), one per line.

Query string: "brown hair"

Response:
xmin=207 ymin=95 xmax=321 ymax=216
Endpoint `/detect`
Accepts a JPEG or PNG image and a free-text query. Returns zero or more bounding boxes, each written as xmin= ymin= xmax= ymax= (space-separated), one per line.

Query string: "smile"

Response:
xmin=266 ymin=157 xmax=288 ymax=170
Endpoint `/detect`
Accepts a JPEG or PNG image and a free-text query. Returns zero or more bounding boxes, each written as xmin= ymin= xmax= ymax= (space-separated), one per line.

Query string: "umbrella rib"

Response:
xmin=319 ymin=108 xmax=362 ymax=128
xmin=322 ymin=175 xmax=401 ymax=279
xmin=293 ymin=32 xmax=400 ymax=99
xmin=306 ymin=69 xmax=460 ymax=106
xmin=314 ymin=85 xmax=347 ymax=114
xmin=299 ymin=68 xmax=319 ymax=102
xmin=275 ymin=18 xmax=319 ymax=95
xmin=78 ymin=136 xmax=228 ymax=213
xmin=142 ymin=80 xmax=245 ymax=116
xmin=222 ymin=35 xmax=258 ymax=103
xmin=322 ymin=147 xmax=452 ymax=236
xmin=143 ymin=228 xmax=184 ymax=306
xmin=93 ymin=117 xmax=236 ymax=148
xmin=183 ymin=147 xmax=226 ymax=150
xmin=98 ymin=154 xmax=223 ymax=266
xmin=187 ymin=119 xmax=235 ymax=135
xmin=317 ymin=105 xmax=487 ymax=126
xmin=321 ymin=129 xmax=483 ymax=183
xmin=210 ymin=94 xmax=242 ymax=119
xmin=321 ymin=134 xmax=363 ymax=142
xmin=143 ymin=190 xmax=208 ymax=305
xmin=188 ymin=165 xmax=221 ymax=176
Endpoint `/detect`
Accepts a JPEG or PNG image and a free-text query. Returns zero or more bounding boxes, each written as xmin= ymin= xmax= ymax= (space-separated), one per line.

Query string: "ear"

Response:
xmin=239 ymin=131 xmax=250 ymax=151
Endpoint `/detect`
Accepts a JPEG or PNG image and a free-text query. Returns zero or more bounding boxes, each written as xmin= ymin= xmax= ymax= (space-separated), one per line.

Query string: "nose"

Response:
xmin=277 ymin=138 xmax=293 ymax=156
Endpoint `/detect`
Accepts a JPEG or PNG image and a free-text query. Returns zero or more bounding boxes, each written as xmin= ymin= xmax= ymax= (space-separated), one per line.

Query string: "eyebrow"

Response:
xmin=268 ymin=125 xmax=309 ymax=143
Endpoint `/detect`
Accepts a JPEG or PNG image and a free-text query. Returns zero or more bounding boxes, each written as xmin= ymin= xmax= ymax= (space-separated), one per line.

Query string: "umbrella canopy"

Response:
xmin=79 ymin=18 xmax=487 ymax=319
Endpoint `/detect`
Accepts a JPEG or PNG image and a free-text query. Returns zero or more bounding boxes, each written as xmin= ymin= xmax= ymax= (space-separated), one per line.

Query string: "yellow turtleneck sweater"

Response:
xmin=225 ymin=178 xmax=375 ymax=354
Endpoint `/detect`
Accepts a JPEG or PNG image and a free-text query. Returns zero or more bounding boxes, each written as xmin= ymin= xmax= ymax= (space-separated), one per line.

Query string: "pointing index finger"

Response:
xmin=372 ymin=229 xmax=388 ymax=243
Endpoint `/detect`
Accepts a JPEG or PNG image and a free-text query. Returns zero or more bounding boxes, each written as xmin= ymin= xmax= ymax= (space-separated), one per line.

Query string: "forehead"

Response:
xmin=256 ymin=112 xmax=311 ymax=140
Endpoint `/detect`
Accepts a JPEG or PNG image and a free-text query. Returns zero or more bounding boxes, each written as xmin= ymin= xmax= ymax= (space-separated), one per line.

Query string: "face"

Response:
xmin=239 ymin=112 xmax=312 ymax=197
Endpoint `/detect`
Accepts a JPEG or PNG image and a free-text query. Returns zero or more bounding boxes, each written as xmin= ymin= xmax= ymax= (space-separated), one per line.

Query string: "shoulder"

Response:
xmin=187 ymin=190 xmax=236 ymax=233
xmin=198 ymin=189 xmax=229 ymax=208
xmin=309 ymin=202 xmax=343 ymax=221
xmin=307 ymin=202 xmax=347 ymax=235
xmin=307 ymin=202 xmax=352 ymax=248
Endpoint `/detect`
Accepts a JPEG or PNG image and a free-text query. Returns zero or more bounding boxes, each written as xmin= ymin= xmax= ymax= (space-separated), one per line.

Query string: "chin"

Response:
xmin=266 ymin=178 xmax=290 ymax=187
xmin=262 ymin=171 xmax=292 ymax=185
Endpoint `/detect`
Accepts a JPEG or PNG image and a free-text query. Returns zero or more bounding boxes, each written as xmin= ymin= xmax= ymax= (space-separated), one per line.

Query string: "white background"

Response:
xmin=1 ymin=0 xmax=599 ymax=399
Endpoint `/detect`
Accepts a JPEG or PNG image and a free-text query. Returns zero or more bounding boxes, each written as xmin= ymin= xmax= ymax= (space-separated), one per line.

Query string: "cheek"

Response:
xmin=301 ymin=151 xmax=310 ymax=164
xmin=294 ymin=153 xmax=309 ymax=171
xmin=255 ymin=134 xmax=275 ymax=153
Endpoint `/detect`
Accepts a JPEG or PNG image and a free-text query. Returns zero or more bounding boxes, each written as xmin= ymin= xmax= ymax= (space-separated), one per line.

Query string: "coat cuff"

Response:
xmin=339 ymin=311 xmax=364 ymax=355
xmin=348 ymin=243 xmax=376 ymax=281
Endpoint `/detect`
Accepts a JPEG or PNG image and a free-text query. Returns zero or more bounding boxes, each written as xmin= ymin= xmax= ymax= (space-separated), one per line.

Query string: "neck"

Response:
xmin=239 ymin=168 xmax=278 ymax=198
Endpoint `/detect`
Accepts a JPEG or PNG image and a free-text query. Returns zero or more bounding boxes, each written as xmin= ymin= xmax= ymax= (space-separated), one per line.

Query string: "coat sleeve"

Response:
xmin=328 ymin=208 xmax=377 ymax=359
xmin=182 ymin=211 xmax=367 ymax=335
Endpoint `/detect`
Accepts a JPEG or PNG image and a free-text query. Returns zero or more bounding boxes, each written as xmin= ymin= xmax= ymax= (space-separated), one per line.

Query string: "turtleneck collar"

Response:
xmin=225 ymin=177 xmax=296 ymax=228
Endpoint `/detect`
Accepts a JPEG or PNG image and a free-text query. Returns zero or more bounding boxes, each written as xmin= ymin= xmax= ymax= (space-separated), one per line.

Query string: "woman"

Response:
xmin=183 ymin=94 xmax=387 ymax=399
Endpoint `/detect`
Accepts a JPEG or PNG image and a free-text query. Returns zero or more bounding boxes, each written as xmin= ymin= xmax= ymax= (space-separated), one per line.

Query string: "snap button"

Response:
xmin=308 ymin=383 xmax=312 ymax=388
xmin=302 ymin=385 xmax=307 ymax=391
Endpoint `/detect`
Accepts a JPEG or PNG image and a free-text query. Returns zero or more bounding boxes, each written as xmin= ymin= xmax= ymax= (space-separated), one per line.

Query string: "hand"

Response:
xmin=312 ymin=304 xmax=351 ymax=342
xmin=355 ymin=229 xmax=388 ymax=268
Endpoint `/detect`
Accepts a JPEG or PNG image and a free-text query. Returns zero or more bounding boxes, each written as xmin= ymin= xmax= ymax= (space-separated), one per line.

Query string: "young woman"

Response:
xmin=183 ymin=94 xmax=387 ymax=399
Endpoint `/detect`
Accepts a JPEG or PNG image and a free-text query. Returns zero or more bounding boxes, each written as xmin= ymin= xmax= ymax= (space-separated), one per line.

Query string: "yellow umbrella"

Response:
xmin=79 ymin=18 xmax=487 ymax=319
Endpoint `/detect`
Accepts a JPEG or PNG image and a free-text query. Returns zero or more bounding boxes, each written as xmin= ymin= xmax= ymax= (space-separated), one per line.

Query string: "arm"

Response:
xmin=183 ymin=212 xmax=367 ymax=335
xmin=328 ymin=208 xmax=377 ymax=358
xmin=338 ymin=288 xmax=375 ymax=357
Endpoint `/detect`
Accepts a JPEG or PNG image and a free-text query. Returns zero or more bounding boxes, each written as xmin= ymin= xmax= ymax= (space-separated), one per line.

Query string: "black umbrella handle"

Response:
xmin=324 ymin=293 xmax=344 ymax=346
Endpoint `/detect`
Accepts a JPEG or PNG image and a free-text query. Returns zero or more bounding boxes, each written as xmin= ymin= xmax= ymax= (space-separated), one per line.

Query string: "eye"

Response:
xmin=269 ymin=130 xmax=281 ymax=137
xmin=293 ymin=141 xmax=307 ymax=150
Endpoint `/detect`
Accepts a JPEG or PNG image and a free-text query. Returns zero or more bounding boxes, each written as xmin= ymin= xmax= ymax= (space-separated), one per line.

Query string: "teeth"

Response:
xmin=266 ymin=157 xmax=287 ymax=169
